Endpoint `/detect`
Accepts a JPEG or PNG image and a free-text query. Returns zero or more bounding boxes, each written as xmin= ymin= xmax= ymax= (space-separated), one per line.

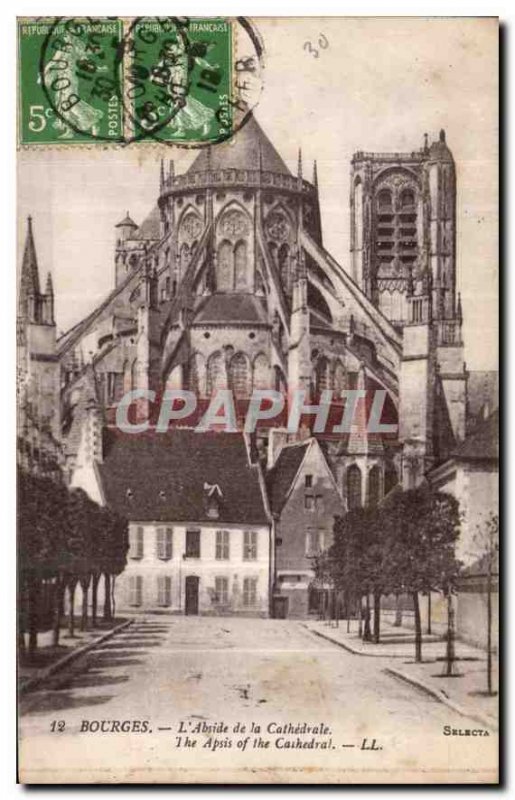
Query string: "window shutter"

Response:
xmin=157 ymin=575 xmax=172 ymax=606
xmin=137 ymin=526 xmax=144 ymax=558
xmin=130 ymin=575 xmax=143 ymax=606
xmin=156 ymin=528 xmax=164 ymax=559
xmin=165 ymin=528 xmax=173 ymax=560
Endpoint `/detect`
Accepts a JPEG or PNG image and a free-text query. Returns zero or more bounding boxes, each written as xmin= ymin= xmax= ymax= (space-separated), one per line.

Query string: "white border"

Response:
xmin=2 ymin=3 xmax=507 ymax=798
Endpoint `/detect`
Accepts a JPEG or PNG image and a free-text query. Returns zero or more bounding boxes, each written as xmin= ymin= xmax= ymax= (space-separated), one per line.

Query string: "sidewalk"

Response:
xmin=304 ymin=619 xmax=498 ymax=731
xmin=19 ymin=617 xmax=133 ymax=694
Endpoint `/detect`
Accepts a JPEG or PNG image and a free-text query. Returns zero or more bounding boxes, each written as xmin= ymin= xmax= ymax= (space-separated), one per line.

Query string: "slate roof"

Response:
xmin=266 ymin=441 xmax=311 ymax=516
xmin=193 ymin=293 xmax=268 ymax=325
xmin=133 ymin=206 xmax=161 ymax=240
xmin=98 ymin=429 xmax=269 ymax=525
xmin=186 ymin=115 xmax=292 ymax=176
xmin=453 ymin=408 xmax=499 ymax=462
xmin=115 ymin=213 xmax=138 ymax=229
xmin=467 ymin=370 xmax=499 ymax=422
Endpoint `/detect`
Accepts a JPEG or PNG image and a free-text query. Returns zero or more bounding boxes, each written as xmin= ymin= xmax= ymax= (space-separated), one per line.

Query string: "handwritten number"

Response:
xmin=303 ymin=41 xmax=318 ymax=59
xmin=304 ymin=34 xmax=329 ymax=59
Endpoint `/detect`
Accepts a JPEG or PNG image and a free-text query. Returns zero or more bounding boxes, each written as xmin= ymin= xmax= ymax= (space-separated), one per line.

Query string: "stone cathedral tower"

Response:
xmin=350 ymin=130 xmax=467 ymax=486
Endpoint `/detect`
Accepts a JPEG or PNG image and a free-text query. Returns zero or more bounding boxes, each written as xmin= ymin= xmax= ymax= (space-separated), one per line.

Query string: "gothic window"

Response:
xmin=377 ymin=189 xmax=393 ymax=210
xmin=218 ymin=208 xmax=250 ymax=239
xmin=180 ymin=211 xmax=203 ymax=243
xmin=233 ymin=240 xmax=248 ymax=291
xmin=346 ymin=464 xmax=362 ymax=510
xmin=400 ymin=188 xmax=415 ymax=208
xmin=123 ymin=360 xmax=131 ymax=394
xmin=354 ymin=179 xmax=363 ymax=249
xmin=367 ymin=465 xmax=381 ymax=508
xmin=278 ymin=243 xmax=290 ymax=291
xmin=216 ymin=240 xmax=233 ymax=292
xmin=333 ymin=360 xmax=346 ymax=397
xmin=188 ymin=353 xmax=206 ymax=396
xmin=107 ymin=371 xmax=124 ymax=404
xmin=265 ymin=209 xmax=291 ymax=243
xmin=314 ymin=356 xmax=330 ymax=395
xmin=229 ymin=352 xmax=251 ymax=399
xmin=180 ymin=242 xmax=190 ymax=275
xmin=130 ymin=359 xmax=138 ymax=391
xmin=253 ymin=354 xmax=269 ymax=391
xmin=206 ymin=351 xmax=225 ymax=395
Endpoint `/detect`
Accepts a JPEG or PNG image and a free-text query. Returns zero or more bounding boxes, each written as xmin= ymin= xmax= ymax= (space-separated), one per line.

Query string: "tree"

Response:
xmin=18 ymin=469 xmax=68 ymax=655
xmin=382 ymin=486 xmax=462 ymax=663
xmin=322 ymin=508 xmax=386 ymax=641
xmin=470 ymin=513 xmax=499 ymax=695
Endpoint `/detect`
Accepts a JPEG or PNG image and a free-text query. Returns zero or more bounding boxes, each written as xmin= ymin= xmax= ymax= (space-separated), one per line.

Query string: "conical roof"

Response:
xmin=19 ymin=217 xmax=41 ymax=313
xmin=186 ymin=115 xmax=292 ymax=176
xmin=115 ymin=212 xmax=138 ymax=229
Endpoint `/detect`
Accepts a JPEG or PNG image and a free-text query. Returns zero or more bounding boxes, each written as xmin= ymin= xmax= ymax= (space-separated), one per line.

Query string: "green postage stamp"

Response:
xmin=18 ymin=17 xmax=235 ymax=146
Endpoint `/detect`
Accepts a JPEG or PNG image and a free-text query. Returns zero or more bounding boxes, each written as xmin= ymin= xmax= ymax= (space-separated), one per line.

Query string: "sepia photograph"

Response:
xmin=15 ymin=15 xmax=499 ymax=784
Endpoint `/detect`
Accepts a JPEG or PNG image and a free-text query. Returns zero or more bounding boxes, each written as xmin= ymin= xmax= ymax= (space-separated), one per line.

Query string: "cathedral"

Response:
xmin=18 ymin=115 xmax=468 ymax=535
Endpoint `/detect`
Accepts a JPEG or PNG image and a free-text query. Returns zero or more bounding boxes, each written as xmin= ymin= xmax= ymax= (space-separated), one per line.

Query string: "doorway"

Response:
xmin=185 ymin=576 xmax=200 ymax=615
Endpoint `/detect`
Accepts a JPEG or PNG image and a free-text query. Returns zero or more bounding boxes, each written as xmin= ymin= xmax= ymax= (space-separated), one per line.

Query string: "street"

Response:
xmin=19 ymin=617 xmax=498 ymax=783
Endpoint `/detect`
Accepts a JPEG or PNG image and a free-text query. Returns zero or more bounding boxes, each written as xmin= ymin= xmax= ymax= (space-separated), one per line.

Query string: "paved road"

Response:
xmin=19 ymin=617 xmax=497 ymax=783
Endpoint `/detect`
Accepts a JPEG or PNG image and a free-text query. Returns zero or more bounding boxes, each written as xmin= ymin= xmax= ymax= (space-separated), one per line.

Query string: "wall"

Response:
xmin=116 ymin=521 xmax=271 ymax=617
xmin=275 ymin=443 xmax=343 ymax=617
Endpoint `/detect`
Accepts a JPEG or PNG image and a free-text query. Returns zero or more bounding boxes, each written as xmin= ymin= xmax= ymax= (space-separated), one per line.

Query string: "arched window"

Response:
xmin=400 ymin=188 xmax=415 ymax=208
xmin=216 ymin=240 xmax=233 ymax=292
xmin=354 ymin=179 xmax=363 ymax=249
xmin=333 ymin=360 xmax=346 ymax=397
xmin=123 ymin=360 xmax=131 ymax=394
xmin=188 ymin=353 xmax=206 ymax=396
xmin=207 ymin=352 xmax=225 ymax=395
xmin=377 ymin=189 xmax=393 ymax=210
xmin=180 ymin=243 xmax=190 ymax=276
xmin=278 ymin=243 xmax=290 ymax=291
xmin=367 ymin=465 xmax=381 ymax=507
xmin=233 ymin=240 xmax=248 ymax=291
xmin=229 ymin=353 xmax=250 ymax=398
xmin=346 ymin=464 xmax=362 ymax=510
xmin=314 ymin=356 xmax=330 ymax=395
xmin=253 ymin=353 xmax=269 ymax=391
xmin=130 ymin=359 xmax=138 ymax=391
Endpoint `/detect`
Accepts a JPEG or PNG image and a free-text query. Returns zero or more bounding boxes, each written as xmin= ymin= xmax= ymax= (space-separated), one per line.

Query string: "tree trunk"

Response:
xmin=413 ymin=591 xmax=422 ymax=663
xmin=80 ymin=575 xmax=91 ymax=632
xmin=111 ymin=575 xmax=117 ymax=620
xmin=363 ymin=594 xmax=372 ymax=642
xmin=487 ymin=566 xmax=493 ymax=694
xmin=27 ymin=576 xmax=39 ymax=657
xmin=373 ymin=591 xmax=381 ymax=643
xmin=427 ymin=592 xmax=432 ymax=635
xmin=52 ymin=576 xmax=65 ymax=647
xmin=68 ymin=580 xmax=77 ymax=637
xmin=91 ymin=573 xmax=100 ymax=627
xmin=103 ymin=573 xmax=112 ymax=621
xmin=445 ymin=587 xmax=456 ymax=676
xmin=394 ymin=593 xmax=403 ymax=627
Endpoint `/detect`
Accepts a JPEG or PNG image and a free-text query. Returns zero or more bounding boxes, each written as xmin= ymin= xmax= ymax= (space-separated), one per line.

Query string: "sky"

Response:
xmin=17 ymin=17 xmax=498 ymax=371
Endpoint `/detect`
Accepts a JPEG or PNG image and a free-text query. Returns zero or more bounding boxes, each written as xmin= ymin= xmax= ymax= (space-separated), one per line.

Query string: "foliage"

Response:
xmin=17 ymin=467 xmax=128 ymax=652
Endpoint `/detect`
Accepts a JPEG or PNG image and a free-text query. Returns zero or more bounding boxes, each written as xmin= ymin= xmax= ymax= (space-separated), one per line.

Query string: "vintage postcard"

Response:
xmin=17 ymin=16 xmax=499 ymax=784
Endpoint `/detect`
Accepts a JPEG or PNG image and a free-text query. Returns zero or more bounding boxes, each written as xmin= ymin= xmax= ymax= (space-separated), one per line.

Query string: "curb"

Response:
xmin=303 ymin=624 xmax=410 ymax=659
xmin=19 ymin=618 xmax=134 ymax=695
xmin=385 ymin=667 xmax=498 ymax=733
